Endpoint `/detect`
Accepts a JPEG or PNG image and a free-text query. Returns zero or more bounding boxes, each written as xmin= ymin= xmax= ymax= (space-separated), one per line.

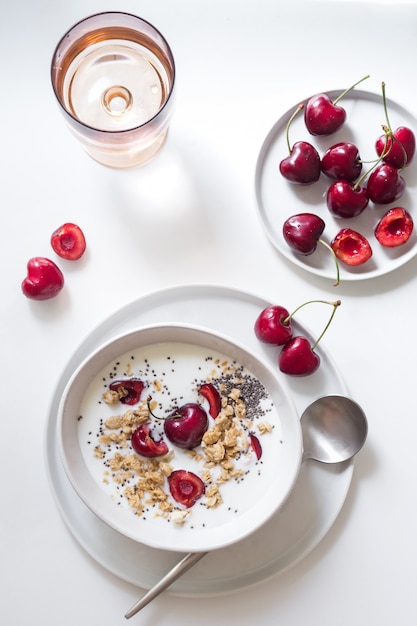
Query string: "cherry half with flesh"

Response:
xmin=367 ymin=163 xmax=405 ymax=205
xmin=304 ymin=75 xmax=370 ymax=136
xmin=168 ymin=470 xmax=206 ymax=508
xmin=321 ymin=142 xmax=362 ymax=181
xmin=331 ymin=229 xmax=372 ymax=266
xmin=51 ymin=222 xmax=86 ymax=260
xmin=375 ymin=82 xmax=415 ymax=169
xmin=109 ymin=379 xmax=145 ymax=405
xmin=282 ymin=213 xmax=340 ymax=285
xmin=131 ymin=423 xmax=169 ymax=458
xmin=279 ymin=104 xmax=321 ymax=185
xmin=278 ymin=300 xmax=341 ymax=377
xmin=375 ymin=207 xmax=414 ymax=247
xmin=163 ymin=403 xmax=209 ymax=449
xmin=21 ymin=257 xmax=64 ymax=301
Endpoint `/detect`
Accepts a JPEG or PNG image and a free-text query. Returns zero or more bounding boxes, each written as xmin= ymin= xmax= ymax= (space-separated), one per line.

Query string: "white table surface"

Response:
xmin=2 ymin=0 xmax=417 ymax=624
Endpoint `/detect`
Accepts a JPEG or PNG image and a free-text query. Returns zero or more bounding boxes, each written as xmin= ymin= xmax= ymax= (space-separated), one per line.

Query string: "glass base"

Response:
xmin=81 ymin=129 xmax=169 ymax=168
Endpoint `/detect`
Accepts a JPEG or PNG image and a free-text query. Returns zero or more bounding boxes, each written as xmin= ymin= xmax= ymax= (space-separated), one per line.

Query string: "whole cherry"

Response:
xmin=375 ymin=82 xmax=415 ymax=168
xmin=375 ymin=207 xmax=414 ymax=247
xmin=163 ymin=402 xmax=209 ymax=449
xmin=321 ymin=142 xmax=362 ymax=181
xmin=367 ymin=162 xmax=405 ymax=204
xmin=304 ymin=75 xmax=370 ymax=136
xmin=279 ymin=104 xmax=321 ymax=184
xmin=326 ymin=179 xmax=369 ymax=219
xmin=331 ymin=229 xmax=372 ymax=266
xmin=278 ymin=300 xmax=341 ymax=376
xmin=21 ymin=257 xmax=64 ymax=301
xmin=254 ymin=305 xmax=293 ymax=345
xmin=282 ymin=213 xmax=340 ymax=285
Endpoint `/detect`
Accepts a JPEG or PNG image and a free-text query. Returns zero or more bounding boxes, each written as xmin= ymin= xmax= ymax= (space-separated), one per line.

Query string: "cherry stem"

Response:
xmin=285 ymin=103 xmax=304 ymax=153
xmin=332 ymin=74 xmax=370 ymax=105
xmin=380 ymin=82 xmax=407 ymax=167
xmin=318 ymin=239 xmax=340 ymax=287
xmin=147 ymin=395 xmax=180 ymax=421
xmin=352 ymin=126 xmax=391 ymax=189
xmin=311 ymin=300 xmax=341 ymax=352
xmin=283 ymin=299 xmax=341 ymax=327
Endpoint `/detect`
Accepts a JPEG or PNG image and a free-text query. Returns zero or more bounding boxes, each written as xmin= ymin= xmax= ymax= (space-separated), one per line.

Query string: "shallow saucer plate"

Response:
xmin=57 ymin=323 xmax=302 ymax=553
xmin=45 ymin=284 xmax=353 ymax=595
xmin=255 ymin=89 xmax=417 ymax=282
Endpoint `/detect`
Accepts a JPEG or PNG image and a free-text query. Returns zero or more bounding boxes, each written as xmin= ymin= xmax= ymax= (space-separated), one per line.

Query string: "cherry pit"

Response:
xmin=278 ymin=77 xmax=416 ymax=276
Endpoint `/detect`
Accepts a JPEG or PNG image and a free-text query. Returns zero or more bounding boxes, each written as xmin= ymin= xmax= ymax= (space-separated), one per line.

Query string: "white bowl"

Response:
xmin=57 ymin=323 xmax=302 ymax=553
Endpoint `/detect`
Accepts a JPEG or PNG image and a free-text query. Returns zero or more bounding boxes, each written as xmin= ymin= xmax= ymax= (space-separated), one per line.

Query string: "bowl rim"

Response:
xmin=56 ymin=321 xmax=303 ymax=553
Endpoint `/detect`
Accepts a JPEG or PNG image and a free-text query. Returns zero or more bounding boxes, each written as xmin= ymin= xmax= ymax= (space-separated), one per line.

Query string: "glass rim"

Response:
xmin=50 ymin=11 xmax=176 ymax=136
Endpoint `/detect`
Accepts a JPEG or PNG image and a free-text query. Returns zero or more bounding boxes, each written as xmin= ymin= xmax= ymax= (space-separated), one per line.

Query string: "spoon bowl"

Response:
xmin=301 ymin=394 xmax=368 ymax=464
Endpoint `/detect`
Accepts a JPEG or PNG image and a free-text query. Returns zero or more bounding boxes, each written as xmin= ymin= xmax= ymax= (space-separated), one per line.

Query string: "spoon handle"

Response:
xmin=124 ymin=551 xmax=207 ymax=619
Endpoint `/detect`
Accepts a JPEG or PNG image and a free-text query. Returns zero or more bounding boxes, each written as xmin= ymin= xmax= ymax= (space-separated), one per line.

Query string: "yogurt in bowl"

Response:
xmin=57 ymin=323 xmax=302 ymax=553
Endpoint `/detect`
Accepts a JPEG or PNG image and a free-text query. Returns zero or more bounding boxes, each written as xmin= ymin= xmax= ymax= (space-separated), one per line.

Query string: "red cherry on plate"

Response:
xmin=51 ymin=222 xmax=86 ymax=260
xmin=376 ymin=127 xmax=416 ymax=169
xmin=109 ymin=379 xmax=145 ymax=405
xmin=375 ymin=83 xmax=415 ymax=169
xmin=254 ymin=305 xmax=292 ymax=346
xmin=367 ymin=163 xmax=405 ymax=204
xmin=131 ymin=423 xmax=169 ymax=458
xmin=326 ymin=180 xmax=369 ymax=218
xmin=164 ymin=403 xmax=209 ymax=449
xmin=331 ymin=229 xmax=372 ymax=266
xmin=279 ymin=103 xmax=321 ymax=185
xmin=304 ymin=76 xmax=369 ymax=136
xmin=21 ymin=257 xmax=64 ymax=300
xmin=321 ymin=142 xmax=362 ymax=181
xmin=168 ymin=470 xmax=206 ymax=508
xmin=283 ymin=213 xmax=325 ymax=255
xmin=374 ymin=207 xmax=414 ymax=247
xmin=278 ymin=336 xmax=320 ymax=376
xmin=304 ymin=93 xmax=347 ymax=136
xmin=279 ymin=141 xmax=321 ymax=184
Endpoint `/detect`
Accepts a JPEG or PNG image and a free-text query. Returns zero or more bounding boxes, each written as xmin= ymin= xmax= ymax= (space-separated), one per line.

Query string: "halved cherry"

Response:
xmin=108 ymin=379 xmax=145 ymax=405
xmin=131 ymin=423 xmax=169 ymax=458
xmin=375 ymin=207 xmax=414 ymax=247
xmin=51 ymin=222 xmax=86 ymax=260
xmin=331 ymin=229 xmax=372 ymax=266
xmin=168 ymin=470 xmax=206 ymax=507
xmin=249 ymin=433 xmax=262 ymax=460
xmin=198 ymin=383 xmax=221 ymax=418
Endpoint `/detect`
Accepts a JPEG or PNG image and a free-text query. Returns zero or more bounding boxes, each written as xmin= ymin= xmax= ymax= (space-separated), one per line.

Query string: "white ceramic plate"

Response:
xmin=45 ymin=284 xmax=353 ymax=595
xmin=57 ymin=323 xmax=302 ymax=553
xmin=255 ymin=89 xmax=417 ymax=282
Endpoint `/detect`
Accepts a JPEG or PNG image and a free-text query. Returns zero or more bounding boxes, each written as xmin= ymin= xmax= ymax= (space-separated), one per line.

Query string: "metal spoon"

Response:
xmin=124 ymin=394 xmax=367 ymax=619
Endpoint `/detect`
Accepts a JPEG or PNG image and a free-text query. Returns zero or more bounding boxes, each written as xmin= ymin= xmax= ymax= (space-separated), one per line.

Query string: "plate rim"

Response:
xmin=44 ymin=282 xmax=354 ymax=596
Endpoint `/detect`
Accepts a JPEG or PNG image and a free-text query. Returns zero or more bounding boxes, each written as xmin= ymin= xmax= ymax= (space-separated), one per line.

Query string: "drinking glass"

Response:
xmin=51 ymin=12 xmax=176 ymax=168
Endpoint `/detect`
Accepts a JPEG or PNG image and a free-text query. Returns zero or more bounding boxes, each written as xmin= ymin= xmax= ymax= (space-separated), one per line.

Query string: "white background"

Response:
xmin=2 ymin=1 xmax=417 ymax=624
